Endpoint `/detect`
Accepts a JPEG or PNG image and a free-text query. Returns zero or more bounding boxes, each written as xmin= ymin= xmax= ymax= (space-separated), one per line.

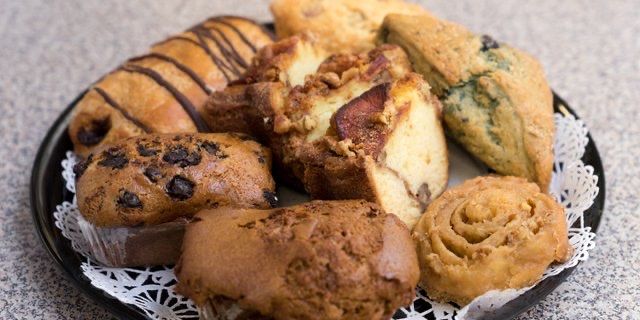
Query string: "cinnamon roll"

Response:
xmin=412 ymin=176 xmax=570 ymax=305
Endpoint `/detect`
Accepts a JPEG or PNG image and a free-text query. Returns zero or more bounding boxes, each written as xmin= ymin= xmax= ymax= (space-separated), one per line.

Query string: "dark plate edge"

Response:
xmin=30 ymin=91 xmax=148 ymax=319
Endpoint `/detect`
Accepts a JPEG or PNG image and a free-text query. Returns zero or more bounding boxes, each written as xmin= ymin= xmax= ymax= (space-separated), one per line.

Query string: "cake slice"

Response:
xmin=271 ymin=46 xmax=448 ymax=228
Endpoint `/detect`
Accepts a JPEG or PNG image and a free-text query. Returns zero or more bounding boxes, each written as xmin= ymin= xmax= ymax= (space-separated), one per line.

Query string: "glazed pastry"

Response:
xmin=270 ymin=0 xmax=424 ymax=54
xmin=203 ymin=35 xmax=327 ymax=136
xmin=68 ymin=16 xmax=274 ymax=157
xmin=74 ymin=133 xmax=275 ymax=267
xmin=379 ymin=13 xmax=554 ymax=190
xmin=273 ymin=45 xmax=448 ymax=228
xmin=175 ymin=200 xmax=419 ymax=320
xmin=412 ymin=176 xmax=570 ymax=305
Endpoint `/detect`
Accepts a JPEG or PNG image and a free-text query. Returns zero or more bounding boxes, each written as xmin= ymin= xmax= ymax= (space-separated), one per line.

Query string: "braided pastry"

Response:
xmin=413 ymin=176 xmax=570 ymax=305
xmin=69 ymin=16 xmax=274 ymax=157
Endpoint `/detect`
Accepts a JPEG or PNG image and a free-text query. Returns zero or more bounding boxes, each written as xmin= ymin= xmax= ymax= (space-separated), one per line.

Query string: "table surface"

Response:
xmin=1 ymin=0 xmax=638 ymax=319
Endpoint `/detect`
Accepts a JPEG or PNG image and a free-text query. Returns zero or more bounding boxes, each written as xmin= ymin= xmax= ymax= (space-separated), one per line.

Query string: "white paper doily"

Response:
xmin=53 ymin=111 xmax=598 ymax=320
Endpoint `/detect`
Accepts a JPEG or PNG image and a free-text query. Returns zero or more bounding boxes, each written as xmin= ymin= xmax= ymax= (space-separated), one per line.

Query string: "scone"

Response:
xmin=379 ymin=13 xmax=554 ymax=190
xmin=203 ymin=34 xmax=328 ymax=136
xmin=74 ymin=133 xmax=275 ymax=266
xmin=270 ymin=0 xmax=424 ymax=54
xmin=412 ymin=176 xmax=570 ymax=305
xmin=69 ymin=16 xmax=274 ymax=157
xmin=175 ymin=200 xmax=420 ymax=320
xmin=273 ymin=46 xmax=448 ymax=228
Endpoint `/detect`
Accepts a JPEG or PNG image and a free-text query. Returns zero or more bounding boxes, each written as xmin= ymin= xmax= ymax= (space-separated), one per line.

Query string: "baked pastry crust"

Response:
xmin=412 ymin=176 xmax=570 ymax=305
xmin=271 ymin=0 xmax=424 ymax=54
xmin=203 ymin=35 xmax=327 ymax=136
xmin=274 ymin=46 xmax=449 ymax=228
xmin=176 ymin=200 xmax=419 ymax=320
xmin=75 ymin=133 xmax=275 ymax=227
xmin=208 ymin=44 xmax=448 ymax=228
xmin=379 ymin=13 xmax=554 ymax=191
xmin=69 ymin=16 xmax=274 ymax=157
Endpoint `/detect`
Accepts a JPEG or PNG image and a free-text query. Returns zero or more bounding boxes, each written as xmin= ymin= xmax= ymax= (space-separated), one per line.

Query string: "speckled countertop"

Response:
xmin=0 ymin=0 xmax=638 ymax=319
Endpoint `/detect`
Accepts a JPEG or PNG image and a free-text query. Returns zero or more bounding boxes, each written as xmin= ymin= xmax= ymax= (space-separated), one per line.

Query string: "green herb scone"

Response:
xmin=379 ymin=13 xmax=554 ymax=191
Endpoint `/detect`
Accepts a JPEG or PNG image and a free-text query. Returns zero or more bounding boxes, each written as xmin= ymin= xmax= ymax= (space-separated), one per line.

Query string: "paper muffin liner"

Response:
xmin=53 ymin=111 xmax=598 ymax=320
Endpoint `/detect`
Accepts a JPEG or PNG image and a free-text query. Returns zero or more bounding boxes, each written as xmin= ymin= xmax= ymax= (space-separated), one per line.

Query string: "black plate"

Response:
xmin=30 ymin=66 xmax=605 ymax=320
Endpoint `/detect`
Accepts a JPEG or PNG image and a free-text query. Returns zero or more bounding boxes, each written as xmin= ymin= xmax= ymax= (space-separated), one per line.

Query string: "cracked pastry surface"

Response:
xmin=379 ymin=13 xmax=554 ymax=191
xmin=412 ymin=176 xmax=570 ymax=305
xmin=175 ymin=200 xmax=419 ymax=320
xmin=75 ymin=133 xmax=275 ymax=227
xmin=68 ymin=16 xmax=274 ymax=157
xmin=271 ymin=0 xmax=425 ymax=54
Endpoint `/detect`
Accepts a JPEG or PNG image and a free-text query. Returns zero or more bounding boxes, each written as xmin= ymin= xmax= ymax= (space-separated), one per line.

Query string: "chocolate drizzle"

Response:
xmin=120 ymin=64 xmax=210 ymax=132
xmin=93 ymin=87 xmax=152 ymax=133
xmin=208 ymin=17 xmax=259 ymax=52
xmin=129 ymin=53 xmax=212 ymax=95
xmin=189 ymin=25 xmax=251 ymax=82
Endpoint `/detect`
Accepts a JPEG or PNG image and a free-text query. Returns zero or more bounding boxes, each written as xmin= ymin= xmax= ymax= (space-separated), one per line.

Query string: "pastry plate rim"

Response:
xmin=29 ymin=27 xmax=605 ymax=318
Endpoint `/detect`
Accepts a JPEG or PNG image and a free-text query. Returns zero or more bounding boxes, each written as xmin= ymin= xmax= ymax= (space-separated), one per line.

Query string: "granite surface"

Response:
xmin=0 ymin=0 xmax=638 ymax=319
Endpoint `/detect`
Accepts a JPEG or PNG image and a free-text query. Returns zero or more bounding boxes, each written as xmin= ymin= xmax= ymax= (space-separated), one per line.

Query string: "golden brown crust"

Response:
xmin=75 ymin=133 xmax=275 ymax=227
xmin=412 ymin=176 xmax=570 ymax=305
xmin=273 ymin=47 xmax=448 ymax=228
xmin=379 ymin=13 xmax=554 ymax=190
xmin=175 ymin=200 xmax=419 ymax=320
xmin=69 ymin=16 xmax=274 ymax=157
xmin=271 ymin=0 xmax=425 ymax=54
xmin=379 ymin=13 xmax=488 ymax=96
xmin=203 ymin=35 xmax=327 ymax=137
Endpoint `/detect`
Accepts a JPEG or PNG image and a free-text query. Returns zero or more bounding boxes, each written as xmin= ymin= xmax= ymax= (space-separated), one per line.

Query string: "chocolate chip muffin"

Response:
xmin=175 ymin=200 xmax=419 ymax=320
xmin=68 ymin=16 xmax=274 ymax=157
xmin=379 ymin=13 xmax=554 ymax=191
xmin=75 ymin=133 xmax=276 ymax=227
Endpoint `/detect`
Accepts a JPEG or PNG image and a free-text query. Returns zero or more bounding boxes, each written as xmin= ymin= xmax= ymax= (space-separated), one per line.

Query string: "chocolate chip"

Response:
xmin=200 ymin=141 xmax=228 ymax=159
xmin=117 ymin=190 xmax=143 ymax=208
xmin=137 ymin=143 xmax=158 ymax=157
xmin=481 ymin=35 xmax=500 ymax=51
xmin=77 ymin=118 xmax=111 ymax=146
xmin=73 ymin=154 xmax=93 ymax=179
xmin=166 ymin=175 xmax=195 ymax=200
xmin=257 ymin=154 xmax=265 ymax=164
xmin=162 ymin=146 xmax=201 ymax=167
xmin=200 ymin=141 xmax=219 ymax=154
xmin=263 ymin=189 xmax=278 ymax=208
xmin=98 ymin=148 xmax=128 ymax=169
xmin=143 ymin=166 xmax=163 ymax=183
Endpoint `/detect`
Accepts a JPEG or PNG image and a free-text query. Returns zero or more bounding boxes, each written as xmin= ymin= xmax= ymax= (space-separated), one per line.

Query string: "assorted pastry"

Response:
xmin=66 ymin=1 xmax=571 ymax=317
xmin=175 ymin=200 xmax=419 ymax=320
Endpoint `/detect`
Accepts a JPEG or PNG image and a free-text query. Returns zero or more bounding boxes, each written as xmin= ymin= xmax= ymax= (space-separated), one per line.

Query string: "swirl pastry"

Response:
xmin=379 ymin=13 xmax=554 ymax=190
xmin=412 ymin=176 xmax=570 ymax=305
xmin=68 ymin=16 xmax=274 ymax=157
